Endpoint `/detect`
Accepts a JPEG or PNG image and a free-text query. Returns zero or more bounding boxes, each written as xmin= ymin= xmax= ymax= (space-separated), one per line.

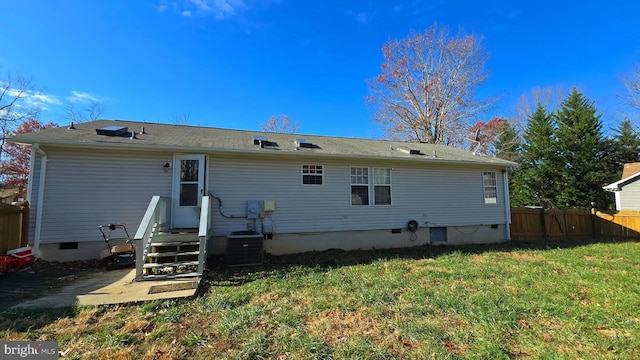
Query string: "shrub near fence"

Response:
xmin=0 ymin=202 xmax=29 ymax=254
xmin=510 ymin=207 xmax=640 ymax=241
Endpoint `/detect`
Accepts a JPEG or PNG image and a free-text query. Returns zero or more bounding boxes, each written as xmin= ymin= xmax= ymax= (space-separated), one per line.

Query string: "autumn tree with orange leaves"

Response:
xmin=0 ymin=118 xmax=55 ymax=188
xmin=468 ymin=117 xmax=521 ymax=160
xmin=367 ymin=23 xmax=493 ymax=146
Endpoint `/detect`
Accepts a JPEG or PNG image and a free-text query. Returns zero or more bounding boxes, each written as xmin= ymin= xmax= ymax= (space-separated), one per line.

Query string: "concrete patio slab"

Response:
xmin=15 ymin=268 xmax=200 ymax=308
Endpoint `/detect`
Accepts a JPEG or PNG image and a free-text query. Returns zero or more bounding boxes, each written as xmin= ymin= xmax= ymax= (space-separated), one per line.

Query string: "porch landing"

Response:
xmin=15 ymin=268 xmax=200 ymax=308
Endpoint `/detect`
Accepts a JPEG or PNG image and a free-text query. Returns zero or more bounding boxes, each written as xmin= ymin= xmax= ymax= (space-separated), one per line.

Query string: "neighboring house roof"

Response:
xmin=0 ymin=186 xmax=25 ymax=203
xmin=603 ymin=163 xmax=640 ymax=192
xmin=8 ymin=119 xmax=516 ymax=167
xmin=622 ymin=162 xmax=640 ymax=179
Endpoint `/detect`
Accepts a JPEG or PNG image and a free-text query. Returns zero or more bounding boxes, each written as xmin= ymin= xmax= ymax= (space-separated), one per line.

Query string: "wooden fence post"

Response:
xmin=21 ymin=202 xmax=29 ymax=247
xmin=539 ymin=207 xmax=547 ymax=240
xmin=591 ymin=207 xmax=598 ymax=239
xmin=563 ymin=209 xmax=568 ymax=240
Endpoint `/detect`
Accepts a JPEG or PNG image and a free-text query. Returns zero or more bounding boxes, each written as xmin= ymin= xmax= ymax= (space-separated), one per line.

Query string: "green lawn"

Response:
xmin=2 ymin=239 xmax=639 ymax=359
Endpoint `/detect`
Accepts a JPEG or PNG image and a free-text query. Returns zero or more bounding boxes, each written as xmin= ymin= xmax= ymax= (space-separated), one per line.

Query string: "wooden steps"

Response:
xmin=141 ymin=231 xmax=202 ymax=280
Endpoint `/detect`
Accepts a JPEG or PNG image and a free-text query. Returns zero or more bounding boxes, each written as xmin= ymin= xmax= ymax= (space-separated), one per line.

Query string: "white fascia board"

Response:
xmin=603 ymin=172 xmax=640 ymax=191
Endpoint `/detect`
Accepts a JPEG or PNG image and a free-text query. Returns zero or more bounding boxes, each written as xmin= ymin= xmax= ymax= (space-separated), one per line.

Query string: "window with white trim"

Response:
xmin=350 ymin=167 xmax=392 ymax=206
xmin=302 ymin=165 xmax=323 ymax=185
xmin=373 ymin=168 xmax=392 ymax=205
xmin=483 ymin=171 xmax=497 ymax=204
xmin=350 ymin=167 xmax=369 ymax=205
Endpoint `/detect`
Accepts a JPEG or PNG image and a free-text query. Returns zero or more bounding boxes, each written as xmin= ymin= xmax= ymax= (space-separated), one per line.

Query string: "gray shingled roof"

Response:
xmin=8 ymin=119 xmax=515 ymax=167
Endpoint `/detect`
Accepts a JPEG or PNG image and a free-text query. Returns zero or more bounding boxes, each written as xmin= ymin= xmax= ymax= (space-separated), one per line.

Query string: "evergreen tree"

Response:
xmin=494 ymin=120 xmax=522 ymax=162
xmin=510 ymin=103 xmax=558 ymax=207
xmin=554 ymin=88 xmax=611 ymax=208
xmin=609 ymin=119 xmax=640 ymax=175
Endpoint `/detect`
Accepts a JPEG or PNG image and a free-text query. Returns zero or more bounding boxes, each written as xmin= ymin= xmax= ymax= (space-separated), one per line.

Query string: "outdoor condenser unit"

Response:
xmin=226 ymin=231 xmax=264 ymax=267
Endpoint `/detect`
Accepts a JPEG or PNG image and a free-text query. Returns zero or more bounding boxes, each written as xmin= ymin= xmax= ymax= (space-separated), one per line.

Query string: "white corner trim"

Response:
xmin=32 ymin=144 xmax=48 ymax=258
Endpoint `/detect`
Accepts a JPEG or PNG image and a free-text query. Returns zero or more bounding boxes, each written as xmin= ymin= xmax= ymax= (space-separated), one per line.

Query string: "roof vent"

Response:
xmin=252 ymin=135 xmax=278 ymax=148
xmin=96 ymin=126 xmax=128 ymax=137
xmin=397 ymin=146 xmax=423 ymax=155
xmin=140 ymin=126 xmax=146 ymax=135
xmin=295 ymin=138 xmax=317 ymax=149
xmin=252 ymin=135 xmax=268 ymax=145
xmin=67 ymin=121 xmax=75 ymax=130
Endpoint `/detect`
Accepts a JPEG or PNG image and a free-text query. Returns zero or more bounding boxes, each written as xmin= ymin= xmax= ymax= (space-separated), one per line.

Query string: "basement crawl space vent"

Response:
xmin=252 ymin=135 xmax=278 ymax=148
xmin=96 ymin=126 xmax=129 ymax=137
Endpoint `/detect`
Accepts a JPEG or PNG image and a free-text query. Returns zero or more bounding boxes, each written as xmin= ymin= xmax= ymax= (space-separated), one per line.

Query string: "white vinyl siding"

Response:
xmin=29 ymin=147 xmax=173 ymax=244
xmin=620 ymin=180 xmax=640 ymax=210
xmin=29 ymin=147 xmax=509 ymax=244
xmin=208 ymin=156 xmax=506 ymax=235
xmin=483 ymin=171 xmax=497 ymax=204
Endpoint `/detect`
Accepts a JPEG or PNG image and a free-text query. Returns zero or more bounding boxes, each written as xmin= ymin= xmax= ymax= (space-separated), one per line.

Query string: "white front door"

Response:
xmin=172 ymin=154 xmax=206 ymax=228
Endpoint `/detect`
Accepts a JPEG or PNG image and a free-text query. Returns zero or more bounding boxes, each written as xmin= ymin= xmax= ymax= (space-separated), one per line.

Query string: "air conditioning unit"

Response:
xmin=226 ymin=231 xmax=264 ymax=267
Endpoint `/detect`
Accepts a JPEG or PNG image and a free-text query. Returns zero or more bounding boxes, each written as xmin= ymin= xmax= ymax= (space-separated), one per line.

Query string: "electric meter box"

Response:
xmin=247 ymin=200 xmax=260 ymax=219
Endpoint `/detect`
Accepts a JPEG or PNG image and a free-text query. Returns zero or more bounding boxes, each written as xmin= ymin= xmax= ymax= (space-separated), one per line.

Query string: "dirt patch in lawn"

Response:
xmin=305 ymin=309 xmax=389 ymax=346
xmin=0 ymin=260 xmax=104 ymax=308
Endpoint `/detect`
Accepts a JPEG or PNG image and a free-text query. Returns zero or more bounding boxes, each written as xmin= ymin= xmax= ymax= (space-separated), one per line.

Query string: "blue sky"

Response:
xmin=1 ymin=0 xmax=639 ymax=138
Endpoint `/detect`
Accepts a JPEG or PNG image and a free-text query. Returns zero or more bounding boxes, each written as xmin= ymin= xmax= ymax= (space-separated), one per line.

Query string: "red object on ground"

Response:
xmin=0 ymin=255 xmax=17 ymax=274
xmin=6 ymin=246 xmax=34 ymax=267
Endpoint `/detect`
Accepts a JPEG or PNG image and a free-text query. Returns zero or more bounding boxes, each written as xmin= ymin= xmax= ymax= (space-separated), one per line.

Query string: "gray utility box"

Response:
xmin=226 ymin=231 xmax=264 ymax=267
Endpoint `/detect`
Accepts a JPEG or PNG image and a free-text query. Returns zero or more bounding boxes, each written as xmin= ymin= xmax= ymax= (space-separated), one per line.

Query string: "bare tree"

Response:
xmin=0 ymin=70 xmax=41 ymax=160
xmin=367 ymin=23 xmax=493 ymax=145
xmin=171 ymin=113 xmax=191 ymax=125
xmin=63 ymin=101 xmax=105 ymax=123
xmin=261 ymin=114 xmax=300 ymax=133
xmin=513 ymin=86 xmax=564 ymax=132
xmin=620 ymin=64 xmax=640 ymax=119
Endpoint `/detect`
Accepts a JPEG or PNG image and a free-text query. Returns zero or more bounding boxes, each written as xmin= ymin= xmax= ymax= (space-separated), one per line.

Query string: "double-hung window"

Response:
xmin=350 ymin=167 xmax=369 ymax=205
xmin=483 ymin=171 xmax=497 ymax=204
xmin=373 ymin=168 xmax=392 ymax=205
xmin=351 ymin=167 xmax=392 ymax=206
xmin=302 ymin=165 xmax=323 ymax=185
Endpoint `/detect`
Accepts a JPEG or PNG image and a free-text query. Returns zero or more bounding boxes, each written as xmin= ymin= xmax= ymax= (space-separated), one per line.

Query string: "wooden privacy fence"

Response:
xmin=510 ymin=207 xmax=640 ymax=241
xmin=594 ymin=210 xmax=640 ymax=239
xmin=0 ymin=202 xmax=29 ymax=254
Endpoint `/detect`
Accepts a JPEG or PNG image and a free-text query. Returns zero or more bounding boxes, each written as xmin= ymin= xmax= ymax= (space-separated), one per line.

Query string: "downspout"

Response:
xmin=32 ymin=144 xmax=47 ymax=258
xmin=614 ymin=189 xmax=622 ymax=211
xmin=502 ymin=169 xmax=512 ymax=241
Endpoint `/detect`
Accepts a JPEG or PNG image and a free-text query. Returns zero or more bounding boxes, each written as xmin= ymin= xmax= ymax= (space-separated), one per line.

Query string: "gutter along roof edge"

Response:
xmin=20 ymin=139 xmax=515 ymax=168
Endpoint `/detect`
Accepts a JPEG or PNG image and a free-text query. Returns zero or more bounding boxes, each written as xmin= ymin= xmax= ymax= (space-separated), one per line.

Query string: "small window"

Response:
xmin=302 ymin=165 xmax=323 ymax=185
xmin=373 ymin=168 xmax=392 ymax=205
xmin=483 ymin=171 xmax=497 ymax=204
xmin=350 ymin=167 xmax=369 ymax=205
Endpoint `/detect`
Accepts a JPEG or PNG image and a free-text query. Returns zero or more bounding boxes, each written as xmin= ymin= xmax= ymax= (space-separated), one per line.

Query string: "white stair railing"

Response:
xmin=134 ymin=196 xmax=170 ymax=280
